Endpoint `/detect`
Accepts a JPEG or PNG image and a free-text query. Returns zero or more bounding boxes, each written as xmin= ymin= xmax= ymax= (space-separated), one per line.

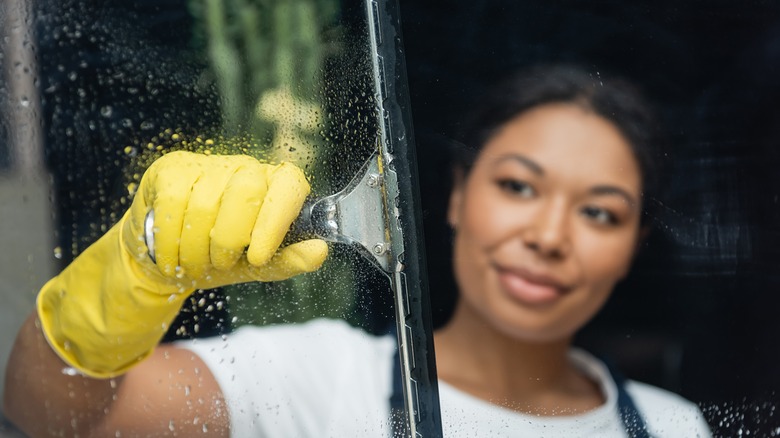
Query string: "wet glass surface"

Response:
xmin=1 ymin=0 xmax=431 ymax=434
xmin=30 ymin=0 xmax=390 ymax=337
xmin=3 ymin=0 xmax=780 ymax=435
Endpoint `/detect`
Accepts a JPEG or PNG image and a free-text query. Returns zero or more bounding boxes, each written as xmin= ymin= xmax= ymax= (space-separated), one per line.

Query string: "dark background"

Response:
xmin=31 ymin=0 xmax=780 ymax=435
xmin=401 ymin=1 xmax=780 ymax=435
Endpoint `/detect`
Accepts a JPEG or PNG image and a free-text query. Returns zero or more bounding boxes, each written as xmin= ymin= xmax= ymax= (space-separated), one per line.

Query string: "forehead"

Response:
xmin=476 ymin=103 xmax=642 ymax=192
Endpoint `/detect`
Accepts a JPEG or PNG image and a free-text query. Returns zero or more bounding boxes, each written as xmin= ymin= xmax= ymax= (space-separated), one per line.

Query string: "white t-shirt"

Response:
xmin=179 ymin=319 xmax=712 ymax=438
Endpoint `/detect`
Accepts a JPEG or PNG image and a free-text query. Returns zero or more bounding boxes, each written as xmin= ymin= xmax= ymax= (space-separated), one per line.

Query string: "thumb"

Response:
xmin=194 ymin=239 xmax=329 ymax=288
xmin=245 ymin=239 xmax=329 ymax=282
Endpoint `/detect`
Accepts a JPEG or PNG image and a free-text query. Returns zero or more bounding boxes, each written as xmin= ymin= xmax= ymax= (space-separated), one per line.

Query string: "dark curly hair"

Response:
xmin=453 ymin=65 xmax=666 ymax=224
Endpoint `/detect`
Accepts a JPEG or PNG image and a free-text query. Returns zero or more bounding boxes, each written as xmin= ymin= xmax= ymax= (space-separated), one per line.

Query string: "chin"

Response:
xmin=498 ymin=323 xmax=578 ymax=344
xmin=483 ymin=305 xmax=585 ymax=344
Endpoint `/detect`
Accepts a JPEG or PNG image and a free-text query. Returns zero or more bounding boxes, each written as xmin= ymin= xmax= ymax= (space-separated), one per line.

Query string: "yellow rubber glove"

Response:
xmin=37 ymin=151 xmax=328 ymax=378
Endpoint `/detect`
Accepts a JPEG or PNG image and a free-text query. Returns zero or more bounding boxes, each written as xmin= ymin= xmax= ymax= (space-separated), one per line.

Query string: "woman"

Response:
xmin=4 ymin=66 xmax=710 ymax=437
xmin=428 ymin=66 xmax=709 ymax=436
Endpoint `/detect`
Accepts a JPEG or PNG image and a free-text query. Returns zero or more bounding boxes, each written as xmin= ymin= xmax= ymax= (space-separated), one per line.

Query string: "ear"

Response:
xmin=622 ymin=224 xmax=652 ymax=276
xmin=448 ymin=167 xmax=465 ymax=229
xmin=618 ymin=225 xmax=652 ymax=281
xmin=640 ymin=225 xmax=651 ymax=239
xmin=636 ymin=225 xmax=652 ymax=250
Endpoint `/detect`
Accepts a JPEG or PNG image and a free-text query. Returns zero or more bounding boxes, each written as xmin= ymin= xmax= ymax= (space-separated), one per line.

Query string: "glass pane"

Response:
xmin=1 ymin=0 xmax=439 ymax=435
xmin=403 ymin=1 xmax=780 ymax=436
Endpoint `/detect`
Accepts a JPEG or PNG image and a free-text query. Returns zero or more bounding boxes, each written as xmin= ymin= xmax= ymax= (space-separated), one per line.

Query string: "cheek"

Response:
xmin=451 ymin=236 xmax=478 ymax=311
xmin=452 ymin=188 xmax=526 ymax=301
xmin=451 ymin=206 xmax=496 ymax=300
xmin=458 ymin=186 xmax=520 ymax=246
xmin=578 ymin=228 xmax=638 ymax=285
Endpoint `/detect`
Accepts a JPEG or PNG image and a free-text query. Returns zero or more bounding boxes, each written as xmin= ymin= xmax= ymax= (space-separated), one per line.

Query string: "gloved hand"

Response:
xmin=37 ymin=151 xmax=328 ymax=378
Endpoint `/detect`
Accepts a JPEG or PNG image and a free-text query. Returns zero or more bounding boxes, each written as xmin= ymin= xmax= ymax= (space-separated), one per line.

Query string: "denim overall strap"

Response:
xmin=604 ymin=359 xmax=652 ymax=438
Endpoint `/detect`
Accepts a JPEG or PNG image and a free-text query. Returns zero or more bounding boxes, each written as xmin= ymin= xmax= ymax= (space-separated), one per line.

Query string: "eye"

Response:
xmin=581 ymin=205 xmax=619 ymax=226
xmin=497 ymin=178 xmax=535 ymax=198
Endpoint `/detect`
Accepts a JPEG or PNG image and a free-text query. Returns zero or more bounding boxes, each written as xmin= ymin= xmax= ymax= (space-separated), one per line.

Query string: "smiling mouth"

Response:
xmin=494 ymin=266 xmax=571 ymax=305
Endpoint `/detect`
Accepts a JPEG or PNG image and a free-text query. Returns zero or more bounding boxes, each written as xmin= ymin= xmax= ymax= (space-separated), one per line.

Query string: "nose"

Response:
xmin=521 ymin=198 xmax=571 ymax=259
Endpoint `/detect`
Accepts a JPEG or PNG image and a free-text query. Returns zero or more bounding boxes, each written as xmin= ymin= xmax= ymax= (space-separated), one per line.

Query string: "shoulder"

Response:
xmin=175 ymin=319 xmax=397 ymax=436
xmin=223 ymin=318 xmax=387 ymax=348
xmin=571 ymin=350 xmax=712 ymax=437
xmin=179 ymin=318 xmax=395 ymax=373
xmin=625 ymin=380 xmax=712 ymax=438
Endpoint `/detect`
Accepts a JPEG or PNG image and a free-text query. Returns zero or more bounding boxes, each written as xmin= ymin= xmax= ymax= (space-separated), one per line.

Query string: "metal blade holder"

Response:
xmin=143 ymin=150 xmax=394 ymax=273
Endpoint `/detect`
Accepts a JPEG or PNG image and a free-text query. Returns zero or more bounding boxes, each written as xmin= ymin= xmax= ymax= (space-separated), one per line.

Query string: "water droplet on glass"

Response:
xmin=126 ymin=182 xmax=138 ymax=196
xmin=61 ymin=367 xmax=78 ymax=376
xmin=100 ymin=106 xmax=113 ymax=117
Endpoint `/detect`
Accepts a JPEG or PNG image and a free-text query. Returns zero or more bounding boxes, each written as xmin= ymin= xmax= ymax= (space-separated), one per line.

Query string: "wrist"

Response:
xmin=37 ymin=224 xmax=192 ymax=378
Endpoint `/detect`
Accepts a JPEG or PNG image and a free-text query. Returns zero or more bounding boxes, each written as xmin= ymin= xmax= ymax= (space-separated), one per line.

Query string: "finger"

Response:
xmin=247 ymin=162 xmax=310 ymax=266
xmin=210 ymin=157 xmax=267 ymax=270
xmin=245 ymin=239 xmax=329 ymax=282
xmin=152 ymin=152 xmax=203 ymax=277
xmin=179 ymin=157 xmax=239 ymax=279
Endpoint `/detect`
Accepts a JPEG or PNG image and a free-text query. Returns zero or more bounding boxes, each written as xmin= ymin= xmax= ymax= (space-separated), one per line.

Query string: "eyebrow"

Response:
xmin=492 ymin=153 xmax=640 ymax=208
xmin=590 ymin=186 xmax=639 ymax=209
xmin=492 ymin=154 xmax=544 ymax=175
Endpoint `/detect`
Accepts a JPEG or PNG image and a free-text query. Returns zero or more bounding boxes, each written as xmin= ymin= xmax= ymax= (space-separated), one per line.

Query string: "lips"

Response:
xmin=494 ymin=265 xmax=571 ymax=305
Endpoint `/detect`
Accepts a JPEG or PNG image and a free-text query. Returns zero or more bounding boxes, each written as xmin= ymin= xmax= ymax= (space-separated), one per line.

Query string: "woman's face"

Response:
xmin=448 ymin=103 xmax=643 ymax=343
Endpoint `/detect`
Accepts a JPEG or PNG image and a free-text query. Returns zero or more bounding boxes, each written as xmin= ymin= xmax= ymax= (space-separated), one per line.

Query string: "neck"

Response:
xmin=434 ymin=301 xmax=600 ymax=414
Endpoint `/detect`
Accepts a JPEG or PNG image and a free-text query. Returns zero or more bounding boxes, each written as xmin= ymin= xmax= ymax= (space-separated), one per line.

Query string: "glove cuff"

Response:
xmin=37 ymin=224 xmax=192 ymax=378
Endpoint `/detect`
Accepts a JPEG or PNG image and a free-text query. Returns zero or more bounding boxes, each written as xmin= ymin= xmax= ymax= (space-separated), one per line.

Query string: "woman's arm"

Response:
xmin=4 ymin=151 xmax=326 ymax=436
xmin=4 ymin=312 xmax=229 ymax=437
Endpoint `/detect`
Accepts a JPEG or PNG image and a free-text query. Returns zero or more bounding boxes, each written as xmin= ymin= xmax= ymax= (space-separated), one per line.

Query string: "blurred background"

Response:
xmin=403 ymin=1 xmax=780 ymax=436
xmin=2 ymin=0 xmax=780 ymax=436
